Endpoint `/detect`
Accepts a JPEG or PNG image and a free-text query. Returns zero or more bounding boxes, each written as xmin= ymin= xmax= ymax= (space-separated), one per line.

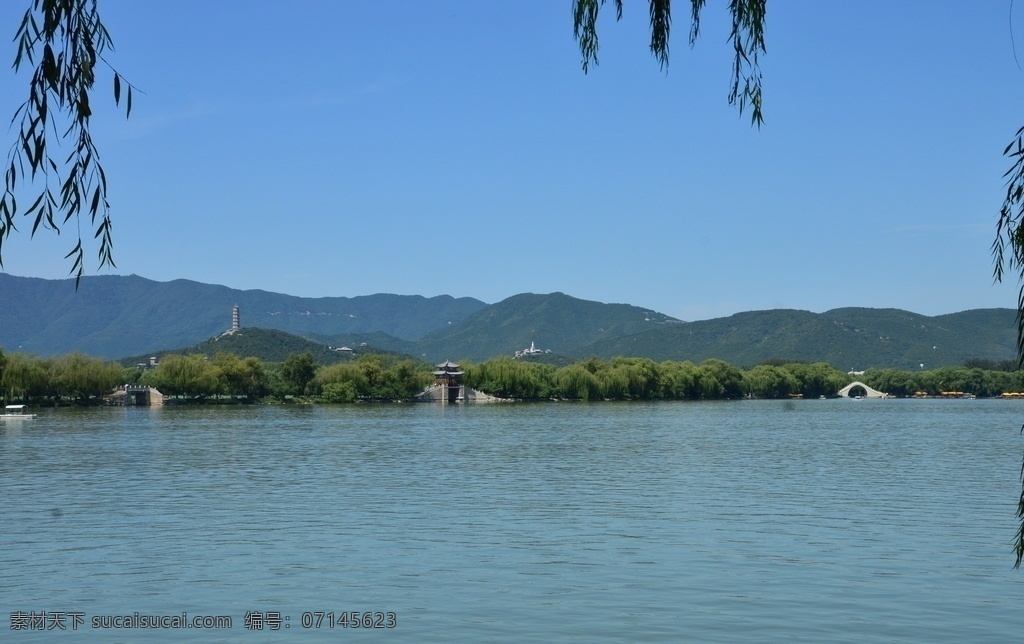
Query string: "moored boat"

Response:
xmin=1 ymin=404 xmax=37 ymax=419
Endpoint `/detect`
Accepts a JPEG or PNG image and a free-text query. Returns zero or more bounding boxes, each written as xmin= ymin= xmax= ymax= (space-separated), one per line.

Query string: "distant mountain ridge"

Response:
xmin=0 ymin=273 xmax=1016 ymax=369
xmin=0 ymin=273 xmax=486 ymax=358
xmin=574 ymin=307 xmax=1016 ymax=370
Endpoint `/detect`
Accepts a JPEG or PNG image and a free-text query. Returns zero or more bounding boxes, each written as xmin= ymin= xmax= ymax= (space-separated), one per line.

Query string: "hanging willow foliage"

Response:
xmin=1 ymin=0 xmax=133 ymax=286
xmin=994 ymin=126 xmax=1024 ymax=569
xmin=572 ymin=0 xmax=766 ymax=126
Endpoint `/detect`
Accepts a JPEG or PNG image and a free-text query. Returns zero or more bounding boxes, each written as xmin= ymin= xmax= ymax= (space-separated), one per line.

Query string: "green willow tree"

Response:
xmin=278 ymin=351 xmax=318 ymax=396
xmin=1 ymin=352 xmax=47 ymax=401
xmin=47 ymin=351 xmax=122 ymax=400
xmin=312 ymin=355 xmax=430 ymax=400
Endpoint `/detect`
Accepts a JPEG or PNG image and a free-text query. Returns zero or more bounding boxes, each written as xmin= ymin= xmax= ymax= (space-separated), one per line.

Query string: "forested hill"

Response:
xmin=119 ymin=328 xmax=409 ymax=367
xmin=0 ymin=273 xmax=486 ymax=359
xmin=411 ymin=292 xmax=681 ymax=362
xmin=572 ymin=308 xmax=1017 ymax=370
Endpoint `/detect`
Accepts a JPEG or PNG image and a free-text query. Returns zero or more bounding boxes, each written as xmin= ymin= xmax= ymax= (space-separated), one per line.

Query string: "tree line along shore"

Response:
xmin=1 ymin=349 xmax=1023 ymax=406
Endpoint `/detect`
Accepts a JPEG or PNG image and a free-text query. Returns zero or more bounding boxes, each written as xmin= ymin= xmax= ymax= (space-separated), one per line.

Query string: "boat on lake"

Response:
xmin=1 ymin=404 xmax=37 ymax=419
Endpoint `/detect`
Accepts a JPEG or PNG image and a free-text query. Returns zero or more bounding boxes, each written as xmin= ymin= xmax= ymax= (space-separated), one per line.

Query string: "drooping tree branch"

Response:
xmin=649 ymin=0 xmax=671 ymax=71
xmin=572 ymin=0 xmax=766 ymax=126
xmin=1 ymin=0 xmax=132 ymax=286
xmin=994 ymin=124 xmax=1024 ymax=568
xmin=727 ymin=0 xmax=765 ymax=126
xmin=1016 ymin=462 xmax=1024 ymax=568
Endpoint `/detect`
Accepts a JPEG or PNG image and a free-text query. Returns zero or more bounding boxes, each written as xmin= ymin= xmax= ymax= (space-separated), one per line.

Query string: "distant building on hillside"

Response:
xmin=220 ymin=305 xmax=241 ymax=338
xmin=515 ymin=341 xmax=550 ymax=359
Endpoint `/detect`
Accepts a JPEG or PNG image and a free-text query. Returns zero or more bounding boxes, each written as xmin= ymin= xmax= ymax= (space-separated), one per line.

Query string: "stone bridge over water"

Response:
xmin=836 ymin=381 xmax=888 ymax=398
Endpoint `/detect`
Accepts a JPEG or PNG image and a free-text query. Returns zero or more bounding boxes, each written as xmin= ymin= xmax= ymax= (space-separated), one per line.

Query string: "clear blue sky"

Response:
xmin=1 ymin=0 xmax=1022 ymax=321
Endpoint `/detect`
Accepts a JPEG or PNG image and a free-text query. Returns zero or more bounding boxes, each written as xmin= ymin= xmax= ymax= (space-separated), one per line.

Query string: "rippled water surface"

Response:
xmin=2 ymin=400 xmax=1023 ymax=641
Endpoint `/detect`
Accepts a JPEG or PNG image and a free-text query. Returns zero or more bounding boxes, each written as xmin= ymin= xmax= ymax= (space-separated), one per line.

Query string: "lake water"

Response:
xmin=2 ymin=400 xmax=1023 ymax=641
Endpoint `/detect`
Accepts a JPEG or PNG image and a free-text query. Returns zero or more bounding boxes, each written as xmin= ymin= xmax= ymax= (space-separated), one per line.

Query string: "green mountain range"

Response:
xmin=411 ymin=292 xmax=680 ymax=362
xmin=0 ymin=273 xmax=1016 ymax=369
xmin=574 ymin=308 xmax=1017 ymax=370
xmin=0 ymin=273 xmax=485 ymax=358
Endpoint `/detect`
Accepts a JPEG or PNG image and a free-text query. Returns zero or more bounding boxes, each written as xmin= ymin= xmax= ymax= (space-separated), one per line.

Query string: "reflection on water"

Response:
xmin=1 ymin=400 xmax=1022 ymax=641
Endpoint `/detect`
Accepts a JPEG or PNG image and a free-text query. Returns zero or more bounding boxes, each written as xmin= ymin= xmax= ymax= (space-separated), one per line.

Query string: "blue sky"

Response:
xmin=1 ymin=0 xmax=1022 ymax=321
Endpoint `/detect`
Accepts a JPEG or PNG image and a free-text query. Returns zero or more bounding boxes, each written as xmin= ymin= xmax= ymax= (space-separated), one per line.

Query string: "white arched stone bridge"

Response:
xmin=836 ymin=381 xmax=888 ymax=398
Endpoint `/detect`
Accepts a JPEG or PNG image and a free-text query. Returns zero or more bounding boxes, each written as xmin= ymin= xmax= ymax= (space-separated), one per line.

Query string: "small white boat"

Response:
xmin=1 ymin=404 xmax=37 ymax=419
